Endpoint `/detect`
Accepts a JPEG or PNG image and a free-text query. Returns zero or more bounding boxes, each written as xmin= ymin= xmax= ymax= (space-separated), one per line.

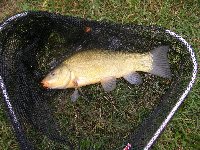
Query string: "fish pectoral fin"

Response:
xmin=123 ymin=72 xmax=142 ymax=85
xmin=101 ymin=76 xmax=116 ymax=92
xmin=71 ymin=89 xmax=79 ymax=102
xmin=77 ymin=88 xmax=89 ymax=101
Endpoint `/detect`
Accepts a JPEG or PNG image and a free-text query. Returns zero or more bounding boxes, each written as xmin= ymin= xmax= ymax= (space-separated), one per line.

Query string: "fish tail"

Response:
xmin=149 ymin=46 xmax=172 ymax=78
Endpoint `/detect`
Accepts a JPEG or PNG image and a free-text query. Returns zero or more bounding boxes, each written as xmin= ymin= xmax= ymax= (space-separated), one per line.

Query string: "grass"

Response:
xmin=0 ymin=0 xmax=199 ymax=149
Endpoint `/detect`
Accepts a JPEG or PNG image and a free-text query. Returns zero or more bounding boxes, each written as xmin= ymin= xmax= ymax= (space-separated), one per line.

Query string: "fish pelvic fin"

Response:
xmin=123 ymin=72 xmax=142 ymax=85
xmin=150 ymin=46 xmax=172 ymax=78
xmin=101 ymin=76 xmax=116 ymax=92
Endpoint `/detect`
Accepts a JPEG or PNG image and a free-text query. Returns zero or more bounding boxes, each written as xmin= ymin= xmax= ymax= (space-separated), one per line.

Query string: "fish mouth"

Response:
xmin=41 ymin=80 xmax=50 ymax=88
xmin=41 ymin=80 xmax=65 ymax=89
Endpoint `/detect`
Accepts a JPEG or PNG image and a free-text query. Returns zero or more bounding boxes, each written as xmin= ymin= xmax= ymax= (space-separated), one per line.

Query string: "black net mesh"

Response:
xmin=0 ymin=11 xmax=194 ymax=150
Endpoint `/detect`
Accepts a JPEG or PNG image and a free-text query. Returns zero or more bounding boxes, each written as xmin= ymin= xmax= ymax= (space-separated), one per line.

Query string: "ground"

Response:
xmin=0 ymin=0 xmax=199 ymax=149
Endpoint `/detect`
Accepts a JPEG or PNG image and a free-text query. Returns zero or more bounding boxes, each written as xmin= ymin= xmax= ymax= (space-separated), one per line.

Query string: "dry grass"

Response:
xmin=0 ymin=0 xmax=23 ymax=21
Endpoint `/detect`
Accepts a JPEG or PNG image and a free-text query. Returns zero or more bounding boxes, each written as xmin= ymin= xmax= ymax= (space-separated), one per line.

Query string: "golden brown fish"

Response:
xmin=41 ymin=46 xmax=171 ymax=101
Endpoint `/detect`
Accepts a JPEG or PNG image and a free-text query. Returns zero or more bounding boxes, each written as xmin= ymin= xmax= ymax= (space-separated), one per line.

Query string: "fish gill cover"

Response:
xmin=0 ymin=11 xmax=196 ymax=150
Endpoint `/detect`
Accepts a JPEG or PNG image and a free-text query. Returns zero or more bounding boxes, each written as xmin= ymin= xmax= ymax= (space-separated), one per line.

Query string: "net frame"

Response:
xmin=0 ymin=11 xmax=198 ymax=150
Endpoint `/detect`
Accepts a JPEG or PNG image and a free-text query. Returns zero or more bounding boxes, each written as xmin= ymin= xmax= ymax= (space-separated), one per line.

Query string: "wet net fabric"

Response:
xmin=0 ymin=11 xmax=196 ymax=150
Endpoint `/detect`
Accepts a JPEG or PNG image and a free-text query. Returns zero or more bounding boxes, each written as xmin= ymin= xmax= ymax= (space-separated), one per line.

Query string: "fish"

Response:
xmin=41 ymin=46 xmax=171 ymax=101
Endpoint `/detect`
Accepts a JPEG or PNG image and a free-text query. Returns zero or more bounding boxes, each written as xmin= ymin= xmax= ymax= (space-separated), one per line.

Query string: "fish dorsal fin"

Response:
xmin=101 ymin=76 xmax=116 ymax=92
xmin=123 ymin=72 xmax=142 ymax=85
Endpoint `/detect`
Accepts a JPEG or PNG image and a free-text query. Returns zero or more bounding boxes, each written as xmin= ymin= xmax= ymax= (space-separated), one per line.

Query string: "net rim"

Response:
xmin=0 ymin=11 xmax=32 ymax=150
xmin=143 ymin=30 xmax=198 ymax=150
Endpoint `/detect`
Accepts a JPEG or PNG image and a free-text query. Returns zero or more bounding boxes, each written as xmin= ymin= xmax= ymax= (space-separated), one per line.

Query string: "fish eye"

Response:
xmin=50 ymin=71 xmax=55 ymax=76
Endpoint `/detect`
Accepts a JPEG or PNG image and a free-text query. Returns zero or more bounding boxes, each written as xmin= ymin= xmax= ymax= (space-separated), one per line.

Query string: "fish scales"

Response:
xmin=64 ymin=50 xmax=152 ymax=87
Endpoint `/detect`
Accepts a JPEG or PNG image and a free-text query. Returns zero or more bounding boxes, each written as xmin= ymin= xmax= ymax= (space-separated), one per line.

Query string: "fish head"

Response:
xmin=41 ymin=64 xmax=71 ymax=89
